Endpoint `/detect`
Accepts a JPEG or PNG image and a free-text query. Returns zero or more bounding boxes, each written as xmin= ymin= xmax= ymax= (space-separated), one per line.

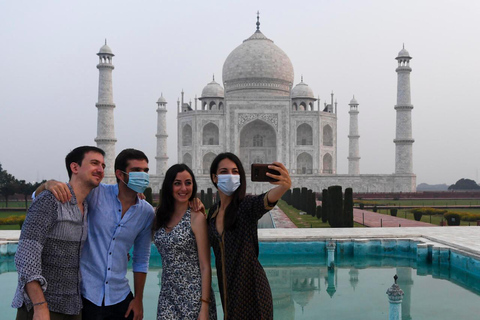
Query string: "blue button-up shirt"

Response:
xmin=81 ymin=183 xmax=154 ymax=306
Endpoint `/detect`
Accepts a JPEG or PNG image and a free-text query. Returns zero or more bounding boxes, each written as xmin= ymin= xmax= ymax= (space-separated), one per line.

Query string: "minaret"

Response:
xmin=394 ymin=45 xmax=414 ymax=174
xmin=95 ymin=40 xmax=117 ymax=183
xmin=155 ymin=94 xmax=169 ymax=176
xmin=348 ymin=96 xmax=360 ymax=175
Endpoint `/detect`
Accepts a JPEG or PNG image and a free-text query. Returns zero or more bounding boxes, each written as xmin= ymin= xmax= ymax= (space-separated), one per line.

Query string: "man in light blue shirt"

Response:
xmin=39 ymin=149 xmax=154 ymax=320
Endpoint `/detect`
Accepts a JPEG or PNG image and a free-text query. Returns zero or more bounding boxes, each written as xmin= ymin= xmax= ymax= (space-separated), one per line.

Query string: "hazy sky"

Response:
xmin=1 ymin=0 xmax=479 ymax=186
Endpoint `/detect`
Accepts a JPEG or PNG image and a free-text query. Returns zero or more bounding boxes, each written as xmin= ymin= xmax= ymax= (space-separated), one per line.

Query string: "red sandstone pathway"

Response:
xmin=269 ymin=204 xmax=436 ymax=228
xmin=354 ymin=208 xmax=436 ymax=227
xmin=270 ymin=206 xmax=297 ymax=228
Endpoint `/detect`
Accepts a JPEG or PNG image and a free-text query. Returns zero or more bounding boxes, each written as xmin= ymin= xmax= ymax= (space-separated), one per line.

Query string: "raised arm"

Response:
xmin=191 ymin=210 xmax=212 ymax=320
xmin=35 ymin=180 xmax=71 ymax=203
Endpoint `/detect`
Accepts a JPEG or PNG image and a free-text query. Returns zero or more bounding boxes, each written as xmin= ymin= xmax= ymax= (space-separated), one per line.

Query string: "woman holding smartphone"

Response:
xmin=207 ymin=153 xmax=291 ymax=319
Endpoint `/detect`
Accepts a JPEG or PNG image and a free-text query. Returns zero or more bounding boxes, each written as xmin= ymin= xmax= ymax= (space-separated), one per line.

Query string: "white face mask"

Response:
xmin=216 ymin=174 xmax=241 ymax=196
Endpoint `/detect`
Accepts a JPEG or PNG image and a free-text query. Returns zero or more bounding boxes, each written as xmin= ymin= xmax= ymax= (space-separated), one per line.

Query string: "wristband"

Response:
xmin=33 ymin=301 xmax=47 ymax=306
xmin=200 ymin=297 xmax=211 ymax=304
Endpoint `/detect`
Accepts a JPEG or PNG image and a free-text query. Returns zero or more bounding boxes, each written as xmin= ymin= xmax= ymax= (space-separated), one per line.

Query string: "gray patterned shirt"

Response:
xmin=12 ymin=184 xmax=88 ymax=315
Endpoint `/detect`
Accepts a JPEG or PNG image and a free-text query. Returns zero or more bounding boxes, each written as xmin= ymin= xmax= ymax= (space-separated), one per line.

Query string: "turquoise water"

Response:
xmin=1 ymin=242 xmax=479 ymax=319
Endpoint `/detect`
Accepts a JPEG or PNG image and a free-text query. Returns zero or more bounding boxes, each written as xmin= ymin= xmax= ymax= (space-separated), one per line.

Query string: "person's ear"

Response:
xmin=70 ymin=162 xmax=79 ymax=174
xmin=116 ymin=169 xmax=126 ymax=182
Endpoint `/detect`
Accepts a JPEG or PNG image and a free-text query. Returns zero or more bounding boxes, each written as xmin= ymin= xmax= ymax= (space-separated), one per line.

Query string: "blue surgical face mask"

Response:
xmin=216 ymin=174 xmax=241 ymax=196
xmin=122 ymin=171 xmax=149 ymax=193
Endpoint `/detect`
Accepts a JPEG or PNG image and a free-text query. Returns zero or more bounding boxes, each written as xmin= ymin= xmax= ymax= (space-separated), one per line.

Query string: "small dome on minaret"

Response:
xmin=349 ymin=96 xmax=358 ymax=105
xmin=157 ymin=93 xmax=167 ymax=104
xmin=98 ymin=40 xmax=114 ymax=56
xmin=396 ymin=45 xmax=411 ymax=60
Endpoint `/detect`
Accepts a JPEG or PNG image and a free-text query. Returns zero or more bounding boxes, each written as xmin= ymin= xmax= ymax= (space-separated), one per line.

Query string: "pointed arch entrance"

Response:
xmin=239 ymin=119 xmax=276 ymax=171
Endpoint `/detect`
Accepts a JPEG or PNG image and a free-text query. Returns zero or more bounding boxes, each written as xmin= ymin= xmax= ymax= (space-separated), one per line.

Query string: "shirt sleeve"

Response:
xmin=15 ymin=192 xmax=58 ymax=303
xmin=131 ymin=203 xmax=155 ymax=273
xmin=245 ymin=193 xmax=277 ymax=222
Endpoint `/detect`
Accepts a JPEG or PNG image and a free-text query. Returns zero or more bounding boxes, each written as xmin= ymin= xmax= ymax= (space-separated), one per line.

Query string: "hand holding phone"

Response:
xmin=251 ymin=163 xmax=279 ymax=182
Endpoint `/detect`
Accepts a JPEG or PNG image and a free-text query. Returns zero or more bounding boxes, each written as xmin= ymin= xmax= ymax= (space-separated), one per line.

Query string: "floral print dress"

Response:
xmin=154 ymin=209 xmax=217 ymax=319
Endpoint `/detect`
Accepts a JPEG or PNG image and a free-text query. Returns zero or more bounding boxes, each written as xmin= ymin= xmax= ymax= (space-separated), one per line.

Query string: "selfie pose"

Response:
xmin=207 ymin=152 xmax=291 ymax=320
xmin=154 ymin=164 xmax=217 ymax=320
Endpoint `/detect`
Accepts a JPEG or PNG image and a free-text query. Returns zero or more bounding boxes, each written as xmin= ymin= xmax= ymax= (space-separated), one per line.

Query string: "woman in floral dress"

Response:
xmin=154 ymin=164 xmax=216 ymax=320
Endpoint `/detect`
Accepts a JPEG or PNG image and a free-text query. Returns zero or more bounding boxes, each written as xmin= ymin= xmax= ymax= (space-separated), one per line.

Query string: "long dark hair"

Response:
xmin=155 ymin=164 xmax=197 ymax=230
xmin=209 ymin=152 xmax=246 ymax=230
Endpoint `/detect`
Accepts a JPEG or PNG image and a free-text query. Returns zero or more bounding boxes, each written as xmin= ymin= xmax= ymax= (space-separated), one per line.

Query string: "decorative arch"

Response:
xmin=182 ymin=124 xmax=192 ymax=146
xmin=323 ymin=153 xmax=333 ymax=174
xmin=297 ymin=123 xmax=313 ymax=145
xmin=203 ymin=152 xmax=216 ymax=174
xmin=239 ymin=119 xmax=276 ymax=169
xmin=299 ymin=102 xmax=306 ymax=111
xmin=297 ymin=152 xmax=313 ymax=174
xmin=202 ymin=101 xmax=207 ymax=110
xmin=183 ymin=153 xmax=192 ymax=169
xmin=209 ymin=101 xmax=217 ymax=110
xmin=202 ymin=123 xmax=219 ymax=145
xmin=292 ymin=103 xmax=298 ymax=111
xmin=323 ymin=124 xmax=333 ymax=146
xmin=219 ymin=102 xmax=224 ymax=110
xmin=308 ymin=102 xmax=313 ymax=110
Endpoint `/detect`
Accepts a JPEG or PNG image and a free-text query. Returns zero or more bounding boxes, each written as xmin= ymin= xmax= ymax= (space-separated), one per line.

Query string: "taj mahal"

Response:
xmin=94 ymin=15 xmax=416 ymax=194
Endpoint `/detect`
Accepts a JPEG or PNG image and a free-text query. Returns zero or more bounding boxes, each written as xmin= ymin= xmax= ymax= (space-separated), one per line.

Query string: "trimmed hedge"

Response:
xmin=444 ymin=212 xmax=461 ymax=226
xmin=444 ymin=211 xmax=480 ymax=222
xmin=410 ymin=208 xmax=447 ymax=216
xmin=0 ymin=215 xmax=25 ymax=225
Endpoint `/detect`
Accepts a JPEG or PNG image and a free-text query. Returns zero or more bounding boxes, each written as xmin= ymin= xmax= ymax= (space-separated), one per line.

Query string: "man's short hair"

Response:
xmin=65 ymin=146 xmax=105 ymax=179
xmin=114 ymin=149 xmax=149 ymax=182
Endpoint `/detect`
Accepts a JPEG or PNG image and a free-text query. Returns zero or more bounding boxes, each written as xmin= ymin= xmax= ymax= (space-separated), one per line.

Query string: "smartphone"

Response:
xmin=251 ymin=163 xmax=279 ymax=182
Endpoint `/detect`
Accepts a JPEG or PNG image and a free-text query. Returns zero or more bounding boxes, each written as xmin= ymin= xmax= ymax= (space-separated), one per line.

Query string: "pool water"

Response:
xmin=1 ymin=243 xmax=479 ymax=319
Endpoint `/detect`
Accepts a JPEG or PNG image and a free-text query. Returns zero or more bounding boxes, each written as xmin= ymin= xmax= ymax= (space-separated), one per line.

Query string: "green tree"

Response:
xmin=321 ymin=189 xmax=329 ymax=223
xmin=328 ymin=186 xmax=343 ymax=228
xmin=343 ymin=188 xmax=354 ymax=227
xmin=144 ymin=187 xmax=153 ymax=205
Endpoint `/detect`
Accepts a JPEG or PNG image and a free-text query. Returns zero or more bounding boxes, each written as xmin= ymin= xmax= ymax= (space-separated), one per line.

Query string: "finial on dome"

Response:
xmin=105 ymin=39 xmax=107 ymax=45
xmin=403 ymin=43 xmax=405 ymax=49
xmin=213 ymin=74 xmax=215 ymax=81
xmin=301 ymin=75 xmax=303 ymax=82
xmin=256 ymin=11 xmax=260 ymax=31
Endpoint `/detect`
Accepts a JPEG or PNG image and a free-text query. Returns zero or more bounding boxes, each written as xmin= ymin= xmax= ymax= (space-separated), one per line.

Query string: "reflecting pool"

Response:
xmin=1 ymin=242 xmax=479 ymax=319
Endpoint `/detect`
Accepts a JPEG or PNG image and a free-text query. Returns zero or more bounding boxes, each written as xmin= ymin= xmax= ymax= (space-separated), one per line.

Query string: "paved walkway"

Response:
xmin=270 ymin=206 xmax=297 ymax=228
xmin=353 ymin=208 xmax=436 ymax=227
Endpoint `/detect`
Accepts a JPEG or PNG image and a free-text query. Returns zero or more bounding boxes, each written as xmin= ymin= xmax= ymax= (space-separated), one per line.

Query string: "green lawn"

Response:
xmin=276 ymin=200 xmax=363 ymax=228
xmin=0 ymin=200 xmax=31 ymax=208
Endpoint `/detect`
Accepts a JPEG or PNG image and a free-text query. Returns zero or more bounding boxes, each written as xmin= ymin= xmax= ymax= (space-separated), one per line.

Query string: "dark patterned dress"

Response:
xmin=208 ymin=193 xmax=276 ymax=320
xmin=154 ymin=209 xmax=217 ymax=320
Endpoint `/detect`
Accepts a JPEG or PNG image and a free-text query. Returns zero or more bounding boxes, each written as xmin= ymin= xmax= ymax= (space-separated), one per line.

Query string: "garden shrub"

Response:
xmin=390 ymin=209 xmax=398 ymax=216
xmin=444 ymin=212 xmax=461 ymax=226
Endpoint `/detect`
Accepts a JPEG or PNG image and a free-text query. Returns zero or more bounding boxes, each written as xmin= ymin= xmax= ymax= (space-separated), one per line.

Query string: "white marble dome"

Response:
xmin=157 ymin=94 xmax=167 ymax=104
xmin=99 ymin=44 xmax=113 ymax=55
xmin=291 ymin=80 xmax=314 ymax=99
xmin=201 ymin=79 xmax=224 ymax=98
xmin=222 ymin=30 xmax=294 ymax=94
xmin=397 ymin=47 xmax=410 ymax=58
xmin=349 ymin=97 xmax=358 ymax=105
